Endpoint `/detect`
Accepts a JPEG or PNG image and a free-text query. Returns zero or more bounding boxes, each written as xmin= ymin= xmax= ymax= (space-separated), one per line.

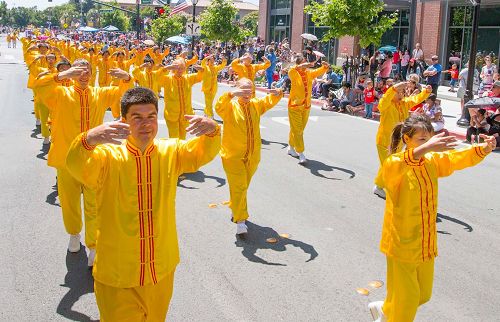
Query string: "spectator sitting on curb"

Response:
xmin=415 ymin=93 xmax=445 ymax=132
xmin=486 ymin=106 xmax=500 ymax=148
xmin=466 ymin=108 xmax=490 ymax=143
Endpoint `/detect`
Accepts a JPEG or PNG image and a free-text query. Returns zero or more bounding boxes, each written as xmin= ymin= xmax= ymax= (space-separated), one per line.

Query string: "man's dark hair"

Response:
xmin=121 ymin=87 xmax=158 ymax=117
xmin=56 ymin=60 xmax=71 ymax=71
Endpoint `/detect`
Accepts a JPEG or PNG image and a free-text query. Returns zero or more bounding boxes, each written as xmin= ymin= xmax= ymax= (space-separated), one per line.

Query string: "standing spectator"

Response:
xmin=266 ymin=47 xmax=277 ymax=89
xmin=378 ymin=53 xmax=393 ymax=83
xmin=442 ymin=63 xmax=459 ymax=92
xmin=412 ymin=43 xmax=424 ymax=61
xmin=304 ymin=46 xmax=316 ymax=63
xmin=423 ymin=55 xmax=442 ymax=95
xmin=364 ymin=80 xmax=376 ymax=119
xmin=480 ymin=55 xmax=498 ymax=93
xmin=392 ymin=47 xmax=401 ymax=80
xmin=457 ymin=61 xmax=479 ymax=115
xmin=401 ymin=49 xmax=410 ymax=80
xmin=369 ymin=51 xmax=380 ymax=82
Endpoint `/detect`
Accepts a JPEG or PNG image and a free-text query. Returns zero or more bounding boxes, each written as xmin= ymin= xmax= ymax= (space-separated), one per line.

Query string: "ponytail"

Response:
xmin=389 ymin=114 xmax=434 ymax=155
xmin=390 ymin=123 xmax=404 ymax=154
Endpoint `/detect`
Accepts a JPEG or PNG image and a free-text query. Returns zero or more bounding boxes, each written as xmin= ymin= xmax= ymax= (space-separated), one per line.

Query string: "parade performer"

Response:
xmin=231 ymin=53 xmax=270 ymax=97
xmin=160 ymin=59 xmax=203 ymax=139
xmin=287 ymin=55 xmax=329 ymax=164
xmin=373 ymin=82 xmax=431 ymax=199
xmin=97 ymin=50 xmax=113 ymax=87
xmin=109 ymin=51 xmax=136 ymax=118
xmin=131 ymin=57 xmax=162 ymax=94
xmin=368 ymin=114 xmax=496 ymax=322
xmin=216 ymin=78 xmax=283 ymax=235
xmin=201 ymin=55 xmax=227 ymax=118
xmin=38 ymin=59 xmax=133 ymax=266
xmin=66 ymin=87 xmax=221 ymax=321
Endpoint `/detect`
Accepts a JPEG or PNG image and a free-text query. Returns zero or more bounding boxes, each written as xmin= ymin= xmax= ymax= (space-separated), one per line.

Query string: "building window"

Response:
xmin=271 ymin=0 xmax=291 ymax=10
xmin=379 ymin=9 xmax=410 ymax=50
xmin=305 ymin=15 xmax=337 ymax=64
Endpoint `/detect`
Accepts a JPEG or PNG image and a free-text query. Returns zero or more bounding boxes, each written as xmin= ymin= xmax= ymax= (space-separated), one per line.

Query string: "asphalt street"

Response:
xmin=0 ymin=38 xmax=499 ymax=322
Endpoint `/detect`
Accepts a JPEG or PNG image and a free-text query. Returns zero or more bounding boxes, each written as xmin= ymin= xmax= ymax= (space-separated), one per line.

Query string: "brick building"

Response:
xmin=258 ymin=0 xmax=500 ymax=69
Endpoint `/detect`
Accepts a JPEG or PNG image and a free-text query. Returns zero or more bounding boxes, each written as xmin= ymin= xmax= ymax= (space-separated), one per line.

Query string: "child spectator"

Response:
xmin=364 ymin=80 xmax=376 ymax=119
xmin=443 ymin=63 xmax=459 ymax=92
xmin=466 ymin=108 xmax=490 ymax=143
xmin=418 ymin=94 xmax=445 ymax=132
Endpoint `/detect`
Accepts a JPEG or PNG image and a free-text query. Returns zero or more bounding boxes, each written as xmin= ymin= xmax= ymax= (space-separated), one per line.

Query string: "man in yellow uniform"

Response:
xmin=372 ymin=82 xmax=431 ymax=199
xmin=97 ymin=50 xmax=113 ymax=87
xmin=159 ymin=59 xmax=203 ymax=139
xmin=131 ymin=57 xmax=163 ymax=94
xmin=6 ymin=33 xmax=11 ymax=48
xmin=27 ymin=43 xmax=52 ymax=126
xmin=66 ymin=87 xmax=220 ymax=321
xmin=109 ymin=51 xmax=136 ymax=119
xmin=38 ymin=59 xmax=133 ymax=266
xmin=216 ymin=78 xmax=283 ymax=235
xmin=201 ymin=55 xmax=227 ymax=118
xmin=231 ymin=53 xmax=270 ymax=97
xmin=287 ymin=55 xmax=329 ymax=164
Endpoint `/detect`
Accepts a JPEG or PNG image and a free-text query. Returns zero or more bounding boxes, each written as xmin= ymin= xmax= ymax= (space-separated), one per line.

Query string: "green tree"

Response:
xmin=240 ymin=12 xmax=258 ymax=37
xmin=198 ymin=0 xmax=246 ymax=44
xmin=86 ymin=7 xmax=101 ymax=27
xmin=101 ymin=9 xmax=130 ymax=31
xmin=140 ymin=7 xmax=155 ymax=19
xmin=9 ymin=7 xmax=36 ymax=27
xmin=0 ymin=1 xmax=8 ymax=25
xmin=148 ymin=7 xmax=183 ymax=44
xmin=305 ymin=0 xmax=398 ymax=48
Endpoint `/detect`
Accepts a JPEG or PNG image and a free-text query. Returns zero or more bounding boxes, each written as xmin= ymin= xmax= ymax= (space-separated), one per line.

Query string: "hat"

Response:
xmin=431 ymin=55 xmax=438 ymax=60
xmin=493 ymin=80 xmax=500 ymax=88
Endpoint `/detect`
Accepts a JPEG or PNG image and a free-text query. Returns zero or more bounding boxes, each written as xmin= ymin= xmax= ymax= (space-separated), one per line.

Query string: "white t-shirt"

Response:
xmin=412 ymin=48 xmax=424 ymax=60
xmin=481 ymin=64 xmax=497 ymax=85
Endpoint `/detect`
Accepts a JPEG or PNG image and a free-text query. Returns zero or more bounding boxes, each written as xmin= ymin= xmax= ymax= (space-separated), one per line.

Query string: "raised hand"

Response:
xmin=58 ymin=66 xmax=89 ymax=80
xmin=185 ymin=115 xmax=218 ymax=137
xmin=231 ymin=87 xmax=253 ymax=98
xmin=479 ymin=134 xmax=497 ymax=153
xmin=86 ymin=122 xmax=131 ymax=146
xmin=269 ymin=88 xmax=283 ymax=97
xmin=108 ymin=68 xmax=131 ymax=80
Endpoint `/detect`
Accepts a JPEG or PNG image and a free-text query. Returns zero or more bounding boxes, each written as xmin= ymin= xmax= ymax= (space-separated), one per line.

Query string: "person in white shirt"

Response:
xmin=412 ymin=43 xmax=424 ymax=61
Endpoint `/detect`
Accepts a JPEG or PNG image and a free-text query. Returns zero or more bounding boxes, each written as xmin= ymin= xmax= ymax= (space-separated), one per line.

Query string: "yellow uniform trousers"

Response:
xmin=374 ymin=143 xmax=392 ymax=187
xmin=165 ymin=118 xmax=188 ymax=140
xmin=203 ymin=92 xmax=216 ymax=118
xmin=222 ymin=158 xmax=259 ymax=223
xmin=383 ymin=256 xmax=434 ymax=322
xmin=35 ymin=100 xmax=50 ymax=138
xmin=288 ymin=107 xmax=310 ymax=153
xmin=57 ymin=168 xmax=97 ymax=249
xmin=94 ymin=271 xmax=175 ymax=322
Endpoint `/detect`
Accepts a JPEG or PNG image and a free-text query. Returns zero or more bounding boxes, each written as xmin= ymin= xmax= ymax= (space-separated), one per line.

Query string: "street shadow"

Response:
xmin=300 ymin=159 xmax=356 ymax=180
xmin=37 ymin=143 xmax=50 ymax=160
xmin=56 ymin=249 xmax=98 ymax=322
xmin=234 ymin=221 xmax=318 ymax=266
xmin=261 ymin=139 xmax=288 ymax=150
xmin=436 ymin=213 xmax=473 ymax=235
xmin=46 ymin=183 xmax=60 ymax=207
xmin=30 ymin=126 xmax=41 ymax=138
xmin=177 ymin=171 xmax=226 ymax=189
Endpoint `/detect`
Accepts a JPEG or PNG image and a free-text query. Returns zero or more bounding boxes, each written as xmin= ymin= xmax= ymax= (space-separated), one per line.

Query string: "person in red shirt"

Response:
xmin=392 ymin=48 xmax=401 ymax=80
xmin=443 ymin=63 xmax=459 ymax=92
xmin=364 ymin=80 xmax=377 ymax=118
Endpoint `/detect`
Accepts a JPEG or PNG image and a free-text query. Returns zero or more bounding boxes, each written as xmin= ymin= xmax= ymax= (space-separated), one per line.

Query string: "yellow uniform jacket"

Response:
xmin=376 ymin=87 xmax=431 ymax=147
xmin=160 ymin=71 xmax=203 ymax=122
xmin=201 ymin=58 xmax=226 ymax=94
xmin=132 ymin=68 xmax=162 ymax=93
xmin=230 ymin=58 xmax=270 ymax=81
xmin=288 ymin=65 xmax=328 ymax=109
xmin=97 ymin=57 xmax=112 ymax=86
xmin=66 ymin=130 xmax=221 ymax=288
xmin=380 ymin=146 xmax=489 ymax=263
xmin=38 ymin=76 xmax=132 ymax=169
xmin=216 ymin=92 xmax=282 ymax=161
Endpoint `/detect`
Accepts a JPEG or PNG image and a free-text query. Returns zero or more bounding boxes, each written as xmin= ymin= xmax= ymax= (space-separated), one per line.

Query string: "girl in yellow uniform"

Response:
xmin=373 ymin=82 xmax=431 ymax=198
xmin=97 ymin=50 xmax=113 ymax=87
xmin=216 ymin=78 xmax=283 ymax=235
xmin=231 ymin=53 xmax=270 ymax=97
xmin=201 ymin=55 xmax=227 ymax=118
xmin=38 ymin=59 xmax=133 ymax=266
xmin=66 ymin=87 xmax=221 ymax=321
xmin=159 ymin=59 xmax=203 ymax=139
xmin=287 ymin=55 xmax=329 ymax=164
xmin=131 ymin=57 xmax=163 ymax=94
xmin=368 ymin=114 xmax=496 ymax=322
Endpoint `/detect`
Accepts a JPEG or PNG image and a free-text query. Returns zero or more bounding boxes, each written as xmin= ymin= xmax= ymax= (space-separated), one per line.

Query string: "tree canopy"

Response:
xmin=148 ymin=6 xmax=184 ymax=44
xmin=198 ymin=0 xmax=248 ymax=44
xmin=305 ymin=0 xmax=398 ymax=48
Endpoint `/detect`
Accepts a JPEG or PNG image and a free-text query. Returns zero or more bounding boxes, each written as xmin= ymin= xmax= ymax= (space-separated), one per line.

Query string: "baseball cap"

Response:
xmin=431 ymin=55 xmax=438 ymax=60
xmin=493 ymin=80 xmax=500 ymax=88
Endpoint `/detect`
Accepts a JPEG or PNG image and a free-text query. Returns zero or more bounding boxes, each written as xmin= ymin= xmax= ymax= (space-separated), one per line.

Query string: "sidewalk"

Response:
xmin=253 ymin=84 xmax=468 ymax=141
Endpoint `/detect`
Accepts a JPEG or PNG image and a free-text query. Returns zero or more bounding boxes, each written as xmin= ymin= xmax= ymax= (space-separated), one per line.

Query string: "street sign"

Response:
xmin=63 ymin=23 xmax=68 ymax=29
xmin=99 ymin=9 xmax=113 ymax=13
xmin=141 ymin=0 xmax=152 ymax=4
xmin=185 ymin=22 xmax=201 ymax=36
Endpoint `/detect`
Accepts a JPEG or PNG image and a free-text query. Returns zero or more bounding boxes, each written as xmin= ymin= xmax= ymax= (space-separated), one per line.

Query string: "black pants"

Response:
xmin=466 ymin=127 xmax=488 ymax=142
xmin=430 ymin=84 xmax=439 ymax=95
xmin=321 ymin=83 xmax=335 ymax=97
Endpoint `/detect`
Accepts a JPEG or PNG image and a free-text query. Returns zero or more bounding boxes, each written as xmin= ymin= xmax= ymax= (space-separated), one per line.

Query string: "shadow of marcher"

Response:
xmin=300 ymin=159 xmax=356 ymax=180
xmin=30 ymin=126 xmax=41 ymax=138
xmin=56 ymin=250 xmax=98 ymax=322
xmin=235 ymin=221 xmax=318 ymax=266
xmin=177 ymin=171 xmax=226 ymax=189
xmin=37 ymin=143 xmax=50 ymax=160
xmin=436 ymin=213 xmax=473 ymax=235
xmin=46 ymin=183 xmax=60 ymax=207
xmin=261 ymin=139 xmax=288 ymax=150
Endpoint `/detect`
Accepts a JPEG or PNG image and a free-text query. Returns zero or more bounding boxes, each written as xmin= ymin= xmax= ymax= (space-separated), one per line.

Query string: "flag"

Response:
xmin=169 ymin=0 xmax=191 ymax=16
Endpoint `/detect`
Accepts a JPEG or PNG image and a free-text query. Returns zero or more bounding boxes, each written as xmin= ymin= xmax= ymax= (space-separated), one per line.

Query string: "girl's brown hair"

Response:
xmin=390 ymin=114 xmax=434 ymax=154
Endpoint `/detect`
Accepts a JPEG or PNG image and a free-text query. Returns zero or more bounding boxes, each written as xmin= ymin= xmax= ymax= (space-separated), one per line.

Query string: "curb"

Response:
xmin=251 ymin=85 xmax=467 ymax=142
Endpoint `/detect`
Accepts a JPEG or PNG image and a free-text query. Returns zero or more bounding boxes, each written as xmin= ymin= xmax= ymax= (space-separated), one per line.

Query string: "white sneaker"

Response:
xmin=35 ymin=119 xmax=41 ymax=126
xmin=298 ymin=153 xmax=307 ymax=164
xmin=373 ymin=186 xmax=386 ymax=199
xmin=113 ymin=117 xmax=121 ymax=121
xmin=368 ymin=301 xmax=386 ymax=321
xmin=236 ymin=221 xmax=248 ymax=235
xmin=88 ymin=249 xmax=96 ymax=267
xmin=68 ymin=234 xmax=81 ymax=253
xmin=287 ymin=146 xmax=299 ymax=157
xmin=43 ymin=137 xmax=50 ymax=145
